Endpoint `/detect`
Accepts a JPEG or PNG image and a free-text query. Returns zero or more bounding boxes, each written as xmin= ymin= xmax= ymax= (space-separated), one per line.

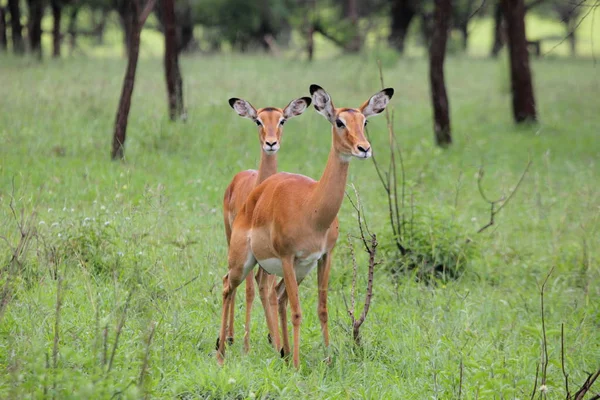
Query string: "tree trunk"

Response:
xmin=112 ymin=2 xmax=142 ymax=160
xmin=460 ymin=24 xmax=468 ymax=50
xmin=388 ymin=0 xmax=416 ymax=53
xmin=112 ymin=0 xmax=155 ymax=160
xmin=0 ymin=7 xmax=7 ymax=52
xmin=67 ymin=5 xmax=79 ymax=54
xmin=162 ymin=0 xmax=184 ymax=121
xmin=429 ymin=0 xmax=452 ymax=147
xmin=94 ymin=9 xmax=109 ymax=45
xmin=566 ymin=19 xmax=576 ymax=56
xmin=51 ymin=0 xmax=61 ymax=57
xmin=491 ymin=2 xmax=504 ymax=57
xmin=501 ymin=0 xmax=536 ymax=123
xmin=345 ymin=0 xmax=361 ymax=52
xmin=8 ymin=0 xmax=24 ymax=54
xmin=27 ymin=0 xmax=44 ymax=59
xmin=117 ymin=2 xmax=134 ymax=56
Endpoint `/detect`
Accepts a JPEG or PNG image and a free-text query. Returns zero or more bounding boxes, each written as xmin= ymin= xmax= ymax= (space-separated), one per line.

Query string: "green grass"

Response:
xmin=0 ymin=52 xmax=599 ymax=399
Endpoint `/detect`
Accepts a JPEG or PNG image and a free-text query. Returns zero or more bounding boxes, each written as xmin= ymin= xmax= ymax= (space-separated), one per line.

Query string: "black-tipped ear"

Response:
xmin=229 ymin=98 xmax=258 ymax=120
xmin=309 ymin=84 xmax=323 ymax=96
xmin=360 ymin=88 xmax=394 ymax=118
xmin=302 ymin=96 xmax=312 ymax=107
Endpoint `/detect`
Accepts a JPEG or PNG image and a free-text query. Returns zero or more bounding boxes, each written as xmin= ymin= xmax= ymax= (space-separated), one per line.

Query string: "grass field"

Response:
xmin=1 ymin=49 xmax=599 ymax=399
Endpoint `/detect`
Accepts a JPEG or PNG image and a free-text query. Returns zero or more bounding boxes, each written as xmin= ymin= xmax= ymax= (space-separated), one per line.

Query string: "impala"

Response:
xmin=222 ymin=96 xmax=311 ymax=353
xmin=217 ymin=84 xmax=394 ymax=368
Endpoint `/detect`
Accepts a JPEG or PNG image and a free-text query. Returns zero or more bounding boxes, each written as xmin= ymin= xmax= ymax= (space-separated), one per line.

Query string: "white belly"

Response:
xmin=258 ymin=252 xmax=323 ymax=281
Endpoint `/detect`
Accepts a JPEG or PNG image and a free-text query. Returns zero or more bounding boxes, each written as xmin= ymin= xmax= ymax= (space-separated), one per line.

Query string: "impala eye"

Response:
xmin=280 ymin=119 xmax=286 ymax=126
xmin=364 ymin=120 xmax=369 ymax=127
xmin=335 ymin=119 xmax=345 ymax=128
xmin=256 ymin=120 xmax=262 ymax=126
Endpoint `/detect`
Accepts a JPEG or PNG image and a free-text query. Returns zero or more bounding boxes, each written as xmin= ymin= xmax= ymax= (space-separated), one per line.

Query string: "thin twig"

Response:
xmin=531 ymin=362 xmax=540 ymax=400
xmin=477 ymin=158 xmax=532 ymax=234
xmin=138 ymin=321 xmax=158 ymax=387
xmin=561 ymin=323 xmax=570 ymax=398
xmin=52 ymin=274 xmax=63 ymax=399
xmin=539 ymin=266 xmax=555 ymax=396
xmin=107 ymin=290 xmax=134 ymax=373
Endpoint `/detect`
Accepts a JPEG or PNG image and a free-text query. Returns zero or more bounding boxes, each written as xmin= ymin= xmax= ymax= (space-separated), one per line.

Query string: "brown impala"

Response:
xmin=222 ymin=96 xmax=311 ymax=353
xmin=217 ymin=84 xmax=394 ymax=368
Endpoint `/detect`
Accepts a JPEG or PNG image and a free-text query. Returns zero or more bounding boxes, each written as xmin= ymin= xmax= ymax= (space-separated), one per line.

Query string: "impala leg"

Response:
xmin=276 ymin=279 xmax=290 ymax=358
xmin=267 ymin=274 xmax=280 ymax=349
xmin=317 ymin=252 xmax=332 ymax=349
xmin=226 ymin=287 xmax=236 ymax=345
xmin=217 ymin=232 xmax=253 ymax=366
xmin=243 ymin=273 xmax=255 ymax=353
xmin=256 ymin=268 xmax=279 ymax=351
xmin=281 ymin=256 xmax=302 ymax=369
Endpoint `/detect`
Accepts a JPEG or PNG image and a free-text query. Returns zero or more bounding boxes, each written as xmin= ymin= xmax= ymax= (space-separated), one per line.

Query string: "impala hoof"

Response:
xmin=226 ymin=337 xmax=234 ymax=346
xmin=267 ymin=333 xmax=273 ymax=344
xmin=280 ymin=348 xmax=285 ymax=358
xmin=215 ymin=337 xmax=220 ymax=350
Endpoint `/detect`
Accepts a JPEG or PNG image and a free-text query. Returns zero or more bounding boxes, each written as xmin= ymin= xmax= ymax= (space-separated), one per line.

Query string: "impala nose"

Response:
xmin=266 ymin=140 xmax=278 ymax=148
xmin=357 ymin=145 xmax=370 ymax=153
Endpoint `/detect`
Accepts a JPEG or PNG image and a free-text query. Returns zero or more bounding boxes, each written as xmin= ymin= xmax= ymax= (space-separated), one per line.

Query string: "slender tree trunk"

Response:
xmin=162 ymin=0 xmax=184 ymax=121
xmin=389 ymin=0 xmax=416 ymax=53
xmin=8 ymin=0 xmax=24 ymax=54
xmin=117 ymin=2 xmax=133 ymax=57
xmin=27 ymin=0 xmax=44 ymax=59
xmin=429 ymin=0 xmax=452 ymax=147
xmin=51 ymin=0 xmax=62 ymax=57
xmin=112 ymin=0 xmax=155 ymax=160
xmin=566 ymin=19 xmax=576 ymax=56
xmin=112 ymin=2 xmax=141 ymax=160
xmin=501 ymin=0 xmax=536 ymax=122
xmin=0 ymin=7 xmax=7 ymax=52
xmin=67 ymin=5 xmax=79 ymax=54
xmin=345 ymin=0 xmax=361 ymax=52
xmin=460 ymin=24 xmax=468 ymax=50
xmin=491 ymin=2 xmax=504 ymax=57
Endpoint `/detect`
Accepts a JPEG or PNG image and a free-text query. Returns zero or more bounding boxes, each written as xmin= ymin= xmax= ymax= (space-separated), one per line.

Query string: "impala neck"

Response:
xmin=310 ymin=144 xmax=350 ymax=231
xmin=256 ymin=150 xmax=278 ymax=185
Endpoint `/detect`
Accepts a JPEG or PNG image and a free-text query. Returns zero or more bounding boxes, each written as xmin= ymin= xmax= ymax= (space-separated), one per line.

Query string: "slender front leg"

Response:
xmin=276 ymin=279 xmax=290 ymax=358
xmin=226 ymin=287 xmax=236 ymax=345
xmin=267 ymin=274 xmax=280 ymax=348
xmin=317 ymin=251 xmax=332 ymax=348
xmin=218 ymin=231 xmax=253 ymax=365
xmin=281 ymin=256 xmax=302 ymax=369
xmin=256 ymin=268 xmax=280 ymax=351
xmin=243 ymin=273 xmax=255 ymax=352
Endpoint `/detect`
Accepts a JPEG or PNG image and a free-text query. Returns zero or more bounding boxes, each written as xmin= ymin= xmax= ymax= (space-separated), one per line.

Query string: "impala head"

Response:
xmin=309 ymin=84 xmax=394 ymax=161
xmin=228 ymin=96 xmax=312 ymax=155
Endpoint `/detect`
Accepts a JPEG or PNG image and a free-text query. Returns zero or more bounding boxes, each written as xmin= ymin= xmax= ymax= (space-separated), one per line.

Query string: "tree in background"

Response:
xmin=388 ymin=0 xmax=417 ymax=53
xmin=551 ymin=1 xmax=582 ymax=56
xmin=162 ymin=0 xmax=185 ymax=121
xmin=50 ymin=0 xmax=63 ymax=57
xmin=7 ymin=0 xmax=24 ymax=54
xmin=501 ymin=0 xmax=537 ymax=122
xmin=27 ymin=0 xmax=46 ymax=59
xmin=111 ymin=0 xmax=156 ymax=160
xmin=0 ymin=6 xmax=7 ymax=51
xmin=428 ymin=0 xmax=452 ymax=147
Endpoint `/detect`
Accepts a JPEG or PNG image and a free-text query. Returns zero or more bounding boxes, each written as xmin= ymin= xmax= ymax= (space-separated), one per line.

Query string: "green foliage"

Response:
xmin=0 ymin=54 xmax=599 ymax=398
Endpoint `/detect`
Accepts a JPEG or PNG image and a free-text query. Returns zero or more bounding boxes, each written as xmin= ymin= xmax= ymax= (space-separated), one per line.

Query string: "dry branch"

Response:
xmin=344 ymin=186 xmax=379 ymax=346
xmin=476 ymin=158 xmax=532 ymax=234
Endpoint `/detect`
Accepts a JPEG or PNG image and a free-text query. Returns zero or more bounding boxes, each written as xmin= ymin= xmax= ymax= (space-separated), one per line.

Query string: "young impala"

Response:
xmin=217 ymin=84 xmax=394 ymax=368
xmin=222 ymin=96 xmax=311 ymax=353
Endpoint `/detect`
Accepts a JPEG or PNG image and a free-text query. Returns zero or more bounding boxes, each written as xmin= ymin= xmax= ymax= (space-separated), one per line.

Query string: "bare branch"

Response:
xmin=138 ymin=0 xmax=157 ymax=26
xmin=539 ymin=266 xmax=555 ymax=395
xmin=477 ymin=158 xmax=532 ymax=234
xmin=561 ymin=323 xmax=570 ymax=398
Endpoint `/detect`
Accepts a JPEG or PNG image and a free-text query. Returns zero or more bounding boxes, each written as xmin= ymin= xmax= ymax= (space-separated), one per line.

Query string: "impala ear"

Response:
xmin=283 ymin=97 xmax=312 ymax=119
xmin=310 ymin=84 xmax=335 ymax=123
xmin=229 ymin=98 xmax=258 ymax=120
xmin=360 ymin=88 xmax=394 ymax=118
